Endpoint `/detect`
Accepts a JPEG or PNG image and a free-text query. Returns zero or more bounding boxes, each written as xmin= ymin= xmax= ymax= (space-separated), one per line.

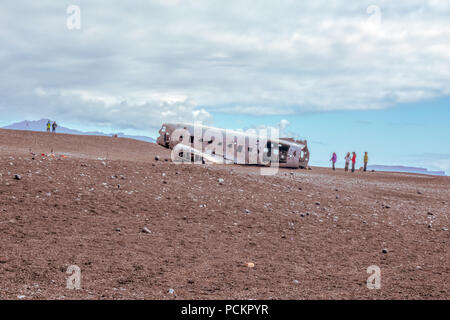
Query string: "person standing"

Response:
xmin=364 ymin=152 xmax=369 ymax=172
xmin=344 ymin=152 xmax=351 ymax=172
xmin=351 ymin=152 xmax=357 ymax=172
xmin=52 ymin=121 xmax=57 ymax=133
xmin=330 ymin=152 xmax=337 ymax=171
xmin=46 ymin=120 xmax=51 ymax=132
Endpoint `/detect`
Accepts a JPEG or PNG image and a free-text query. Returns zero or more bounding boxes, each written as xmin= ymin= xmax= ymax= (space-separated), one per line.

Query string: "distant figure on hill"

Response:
xmin=351 ymin=152 xmax=357 ymax=172
xmin=330 ymin=152 xmax=337 ymax=171
xmin=364 ymin=152 xmax=369 ymax=172
xmin=344 ymin=152 xmax=351 ymax=172
xmin=46 ymin=120 xmax=51 ymax=132
xmin=52 ymin=121 xmax=57 ymax=133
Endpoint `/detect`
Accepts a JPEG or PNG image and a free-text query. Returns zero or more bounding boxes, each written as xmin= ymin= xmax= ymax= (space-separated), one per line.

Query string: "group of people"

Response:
xmin=46 ymin=120 xmax=58 ymax=133
xmin=330 ymin=152 xmax=369 ymax=172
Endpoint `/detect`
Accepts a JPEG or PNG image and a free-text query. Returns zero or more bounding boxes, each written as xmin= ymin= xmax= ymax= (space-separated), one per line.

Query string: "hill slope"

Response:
xmin=2 ymin=119 xmax=155 ymax=143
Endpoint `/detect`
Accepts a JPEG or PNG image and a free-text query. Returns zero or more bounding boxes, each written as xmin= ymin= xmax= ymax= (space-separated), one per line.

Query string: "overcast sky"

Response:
xmin=1 ymin=1 xmax=449 ymax=172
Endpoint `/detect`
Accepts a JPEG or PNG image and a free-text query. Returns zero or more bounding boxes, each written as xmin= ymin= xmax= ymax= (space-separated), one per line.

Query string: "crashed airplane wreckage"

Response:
xmin=157 ymin=123 xmax=310 ymax=169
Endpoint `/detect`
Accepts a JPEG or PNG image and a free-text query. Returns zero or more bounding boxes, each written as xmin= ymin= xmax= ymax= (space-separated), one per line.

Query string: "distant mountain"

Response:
xmin=2 ymin=119 xmax=156 ymax=143
xmin=368 ymin=165 xmax=446 ymax=177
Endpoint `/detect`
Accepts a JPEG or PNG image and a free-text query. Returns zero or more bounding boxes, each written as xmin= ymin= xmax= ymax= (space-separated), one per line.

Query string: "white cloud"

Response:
xmin=1 ymin=0 xmax=450 ymax=126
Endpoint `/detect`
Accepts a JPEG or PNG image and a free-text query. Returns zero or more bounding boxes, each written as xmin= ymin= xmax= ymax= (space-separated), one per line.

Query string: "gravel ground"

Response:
xmin=0 ymin=129 xmax=448 ymax=299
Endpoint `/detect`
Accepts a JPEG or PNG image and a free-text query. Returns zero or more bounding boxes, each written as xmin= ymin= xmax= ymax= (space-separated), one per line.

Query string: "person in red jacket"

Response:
xmin=351 ymin=152 xmax=357 ymax=172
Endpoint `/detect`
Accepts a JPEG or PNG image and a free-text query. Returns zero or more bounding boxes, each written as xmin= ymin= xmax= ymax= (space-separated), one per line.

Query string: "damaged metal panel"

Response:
xmin=157 ymin=123 xmax=310 ymax=168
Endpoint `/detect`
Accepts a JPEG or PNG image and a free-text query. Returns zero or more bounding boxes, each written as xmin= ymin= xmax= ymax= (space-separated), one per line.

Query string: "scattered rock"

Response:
xmin=245 ymin=209 xmax=251 ymax=214
xmin=427 ymin=212 xmax=433 ymax=216
xmin=141 ymin=227 xmax=152 ymax=234
xmin=115 ymin=228 xmax=121 ymax=232
xmin=315 ymin=202 xmax=320 ymax=206
xmin=384 ymin=205 xmax=391 ymax=209
xmin=382 ymin=249 xmax=388 ymax=254
xmin=417 ymin=191 xmax=422 ymax=195
xmin=293 ymin=280 xmax=299 ymax=284
xmin=218 ymin=178 xmax=225 ymax=184
xmin=168 ymin=288 xmax=175 ymax=294
xmin=155 ymin=155 xmax=160 ymax=161
xmin=14 ymin=174 xmax=21 ymax=180
xmin=244 ymin=262 xmax=255 ymax=268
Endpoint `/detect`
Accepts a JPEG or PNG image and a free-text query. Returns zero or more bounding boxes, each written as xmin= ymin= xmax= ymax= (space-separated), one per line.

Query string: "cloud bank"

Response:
xmin=1 ymin=0 xmax=450 ymax=130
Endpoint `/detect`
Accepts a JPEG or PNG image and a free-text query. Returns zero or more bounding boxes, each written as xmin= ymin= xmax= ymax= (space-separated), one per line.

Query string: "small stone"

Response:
xmin=384 ymin=205 xmax=391 ymax=209
xmin=382 ymin=249 xmax=388 ymax=254
xmin=168 ymin=288 xmax=175 ymax=294
xmin=115 ymin=228 xmax=121 ymax=232
xmin=315 ymin=202 xmax=320 ymax=206
xmin=218 ymin=178 xmax=225 ymax=184
xmin=155 ymin=155 xmax=160 ymax=161
xmin=427 ymin=212 xmax=433 ymax=216
xmin=245 ymin=209 xmax=251 ymax=214
xmin=417 ymin=191 xmax=422 ymax=195
xmin=142 ymin=227 xmax=151 ymax=234
xmin=14 ymin=174 xmax=21 ymax=180
xmin=293 ymin=280 xmax=299 ymax=284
